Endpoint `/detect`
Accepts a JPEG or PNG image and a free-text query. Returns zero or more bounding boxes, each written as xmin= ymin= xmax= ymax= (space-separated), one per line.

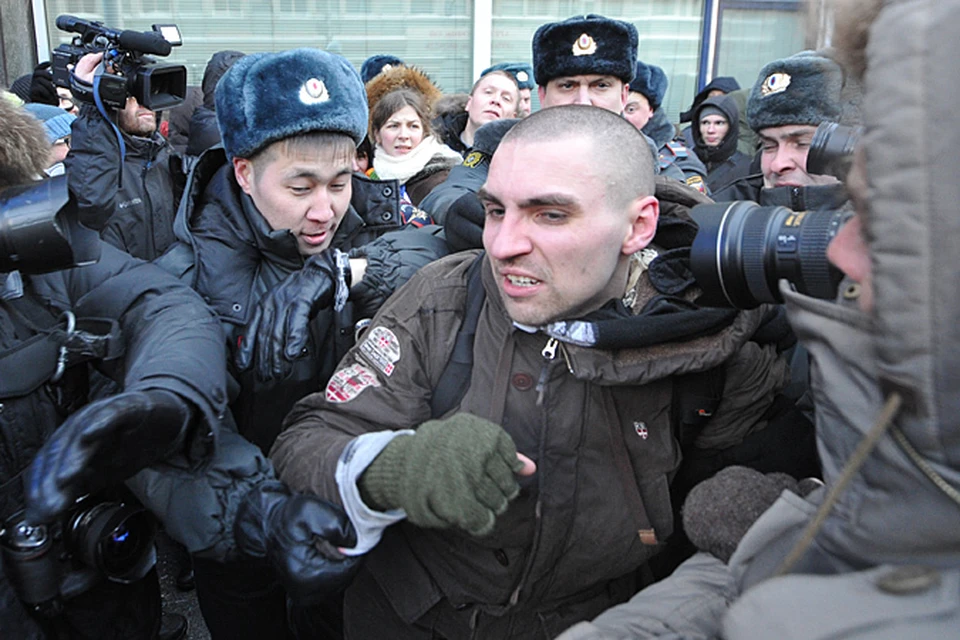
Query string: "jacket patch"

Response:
xmin=326 ymin=363 xmax=381 ymax=403
xmin=359 ymin=326 xmax=401 ymax=377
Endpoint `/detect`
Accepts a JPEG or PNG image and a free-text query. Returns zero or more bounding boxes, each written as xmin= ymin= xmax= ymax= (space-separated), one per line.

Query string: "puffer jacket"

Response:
xmin=0 ymin=243 xmax=226 ymax=638
xmin=562 ymin=2 xmax=960 ymax=638
xmin=65 ymin=105 xmax=181 ymax=261
xmin=691 ymin=95 xmax=753 ymax=193
xmin=270 ymin=191 xmax=790 ymax=637
xmin=164 ymin=147 xmax=447 ymax=452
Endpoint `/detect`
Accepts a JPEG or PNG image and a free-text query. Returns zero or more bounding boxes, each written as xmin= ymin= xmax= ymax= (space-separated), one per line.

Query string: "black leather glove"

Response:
xmin=471 ymin=118 xmax=519 ymax=157
xmin=235 ymin=249 xmax=350 ymax=381
xmin=445 ymin=192 xmax=486 ymax=252
xmin=29 ymin=62 xmax=58 ymax=106
xmin=26 ymin=389 xmax=193 ymax=524
xmin=234 ymin=481 xmax=361 ymax=604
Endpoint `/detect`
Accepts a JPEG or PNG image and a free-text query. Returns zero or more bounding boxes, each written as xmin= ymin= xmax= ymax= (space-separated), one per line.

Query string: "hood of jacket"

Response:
xmin=679 ymin=76 xmax=741 ymax=123
xmin=773 ymin=0 xmax=960 ymax=567
xmin=201 ymin=50 xmax=245 ymax=109
xmin=692 ymin=94 xmax=741 ymax=166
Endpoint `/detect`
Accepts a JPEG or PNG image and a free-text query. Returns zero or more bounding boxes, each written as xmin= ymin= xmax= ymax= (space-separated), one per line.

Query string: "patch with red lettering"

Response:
xmin=359 ymin=326 xmax=401 ymax=377
xmin=325 ymin=363 xmax=381 ymax=403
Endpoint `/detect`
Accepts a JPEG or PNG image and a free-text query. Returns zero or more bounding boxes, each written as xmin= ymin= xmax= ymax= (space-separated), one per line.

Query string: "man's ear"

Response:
xmin=618 ymin=83 xmax=630 ymax=114
xmin=233 ymin=157 xmax=254 ymax=195
xmin=537 ymin=85 xmax=547 ymax=106
xmin=622 ymin=195 xmax=659 ymax=256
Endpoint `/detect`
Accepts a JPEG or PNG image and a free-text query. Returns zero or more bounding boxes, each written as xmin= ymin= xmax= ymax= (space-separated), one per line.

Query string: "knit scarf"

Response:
xmin=372 ymin=135 xmax=461 ymax=185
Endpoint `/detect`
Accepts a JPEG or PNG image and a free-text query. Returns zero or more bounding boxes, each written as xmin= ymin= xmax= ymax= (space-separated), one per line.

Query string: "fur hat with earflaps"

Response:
xmin=532 ymin=14 xmax=638 ymax=86
xmin=215 ymin=47 xmax=368 ymax=160
xmin=365 ymin=64 xmax=443 ymax=134
xmin=746 ymin=51 xmax=844 ymax=133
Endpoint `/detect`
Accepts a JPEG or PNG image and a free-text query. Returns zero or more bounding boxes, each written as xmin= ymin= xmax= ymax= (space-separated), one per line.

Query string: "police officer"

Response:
xmin=712 ymin=51 xmax=849 ymax=213
xmin=624 ymin=60 xmax=708 ymax=193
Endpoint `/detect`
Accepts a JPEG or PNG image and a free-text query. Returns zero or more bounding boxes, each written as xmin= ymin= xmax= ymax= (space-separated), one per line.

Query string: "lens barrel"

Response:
xmin=67 ymin=500 xmax=157 ymax=583
xmin=690 ymin=201 xmax=848 ymax=308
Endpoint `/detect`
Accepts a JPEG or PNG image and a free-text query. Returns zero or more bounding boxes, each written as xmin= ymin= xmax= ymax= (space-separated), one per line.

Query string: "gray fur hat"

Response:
xmin=216 ymin=48 xmax=368 ymax=160
xmin=532 ymin=14 xmax=638 ymax=86
xmin=746 ymin=51 xmax=843 ymax=132
xmin=481 ymin=62 xmax=535 ymax=91
xmin=630 ymin=60 xmax=668 ymax=109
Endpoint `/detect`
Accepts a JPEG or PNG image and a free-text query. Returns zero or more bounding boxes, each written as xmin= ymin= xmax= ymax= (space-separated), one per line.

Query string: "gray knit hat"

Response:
xmin=532 ymin=14 xmax=638 ymax=86
xmin=23 ymin=103 xmax=76 ymax=144
xmin=746 ymin=51 xmax=843 ymax=132
xmin=216 ymin=48 xmax=368 ymax=160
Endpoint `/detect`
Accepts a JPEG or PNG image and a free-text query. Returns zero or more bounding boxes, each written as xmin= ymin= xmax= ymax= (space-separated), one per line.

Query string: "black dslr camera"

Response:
xmin=51 ymin=15 xmax=186 ymax=111
xmin=0 ymin=489 xmax=158 ymax=617
xmin=689 ymin=122 xmax=862 ymax=309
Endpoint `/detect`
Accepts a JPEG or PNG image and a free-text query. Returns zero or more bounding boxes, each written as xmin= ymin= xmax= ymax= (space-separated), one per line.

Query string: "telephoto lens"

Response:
xmin=690 ymin=201 xmax=850 ymax=308
xmin=807 ymin=122 xmax=862 ymax=181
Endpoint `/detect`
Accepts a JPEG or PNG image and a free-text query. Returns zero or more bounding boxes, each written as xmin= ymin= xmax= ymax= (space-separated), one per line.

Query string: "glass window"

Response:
xmin=42 ymin=0 xmax=474 ymax=94
xmin=714 ymin=5 xmax=805 ymax=92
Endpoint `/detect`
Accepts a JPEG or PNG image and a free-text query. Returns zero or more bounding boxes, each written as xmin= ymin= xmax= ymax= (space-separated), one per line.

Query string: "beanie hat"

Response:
xmin=361 ymin=54 xmax=404 ymax=84
xmin=481 ymin=62 xmax=535 ymax=91
xmin=532 ymin=14 xmax=638 ymax=86
xmin=216 ymin=47 xmax=368 ymax=160
xmin=22 ymin=103 xmax=76 ymax=144
xmin=697 ymin=104 xmax=726 ymax=122
xmin=9 ymin=73 xmax=32 ymax=103
xmin=746 ymin=51 xmax=843 ymax=132
xmin=630 ymin=60 xmax=668 ymax=109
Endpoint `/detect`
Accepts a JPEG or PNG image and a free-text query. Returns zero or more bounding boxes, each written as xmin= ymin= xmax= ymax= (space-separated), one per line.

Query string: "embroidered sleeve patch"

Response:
xmin=359 ymin=326 xmax=402 ymax=377
xmin=326 ymin=363 xmax=381 ymax=403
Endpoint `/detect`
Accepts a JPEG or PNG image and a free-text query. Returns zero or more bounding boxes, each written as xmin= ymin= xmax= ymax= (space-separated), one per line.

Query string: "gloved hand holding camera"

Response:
xmin=26 ymin=388 xmax=194 ymax=524
xmin=235 ymin=249 xmax=350 ymax=382
xmin=234 ymin=481 xmax=361 ymax=603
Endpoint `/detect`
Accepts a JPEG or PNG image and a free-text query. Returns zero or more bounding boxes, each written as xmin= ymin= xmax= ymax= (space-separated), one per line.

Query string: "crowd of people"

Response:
xmin=1 ymin=0 xmax=958 ymax=637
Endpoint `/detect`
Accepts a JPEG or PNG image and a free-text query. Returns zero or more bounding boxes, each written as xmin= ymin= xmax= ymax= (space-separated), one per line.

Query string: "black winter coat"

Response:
xmin=166 ymin=148 xmax=448 ymax=452
xmin=65 ymin=105 xmax=182 ymax=261
xmin=0 ymin=243 xmax=226 ymax=639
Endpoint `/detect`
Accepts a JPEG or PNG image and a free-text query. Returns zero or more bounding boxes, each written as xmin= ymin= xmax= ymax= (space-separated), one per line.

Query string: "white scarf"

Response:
xmin=372 ymin=135 xmax=462 ymax=184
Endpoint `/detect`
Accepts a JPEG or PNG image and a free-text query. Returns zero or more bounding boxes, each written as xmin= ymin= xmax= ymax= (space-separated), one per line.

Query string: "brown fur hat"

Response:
xmin=365 ymin=65 xmax=443 ymax=134
xmin=0 ymin=96 xmax=51 ymax=190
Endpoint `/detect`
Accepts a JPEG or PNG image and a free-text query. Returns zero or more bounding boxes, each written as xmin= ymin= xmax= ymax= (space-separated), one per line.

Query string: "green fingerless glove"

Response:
xmin=359 ymin=413 xmax=525 ymax=536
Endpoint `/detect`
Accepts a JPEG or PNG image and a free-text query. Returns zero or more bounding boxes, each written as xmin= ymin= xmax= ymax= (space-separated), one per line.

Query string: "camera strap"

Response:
xmin=0 ymin=293 xmax=122 ymax=399
xmin=92 ymin=66 xmax=127 ymax=187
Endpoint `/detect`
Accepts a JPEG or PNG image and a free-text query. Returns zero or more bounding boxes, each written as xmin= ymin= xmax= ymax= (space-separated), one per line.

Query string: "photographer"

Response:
xmin=559 ymin=0 xmax=960 ymax=637
xmin=0 ymin=97 xmax=224 ymax=639
xmin=65 ymin=51 xmax=180 ymax=261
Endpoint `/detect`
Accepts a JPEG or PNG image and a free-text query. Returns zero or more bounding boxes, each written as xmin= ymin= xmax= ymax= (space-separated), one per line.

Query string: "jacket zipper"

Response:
xmin=510 ymin=335 xmax=562 ymax=607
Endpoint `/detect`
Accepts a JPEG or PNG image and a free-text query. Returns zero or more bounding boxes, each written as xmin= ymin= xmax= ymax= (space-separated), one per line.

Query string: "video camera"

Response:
xmin=689 ymin=122 xmax=862 ymax=309
xmin=0 ymin=175 xmax=100 ymax=275
xmin=1 ymin=489 xmax=157 ymax=617
xmin=51 ymin=15 xmax=186 ymax=111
